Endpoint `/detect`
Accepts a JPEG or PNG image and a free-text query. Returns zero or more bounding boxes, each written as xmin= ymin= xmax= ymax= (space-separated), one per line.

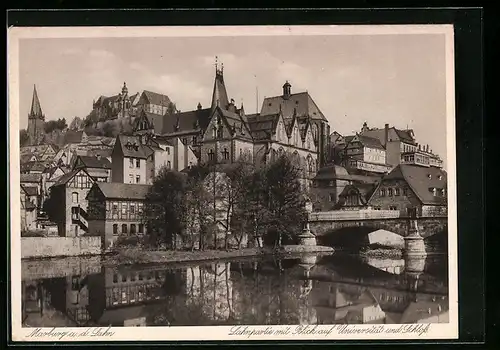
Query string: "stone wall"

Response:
xmin=21 ymin=236 xmax=102 ymax=259
xmin=22 ymin=255 xmax=102 ymax=281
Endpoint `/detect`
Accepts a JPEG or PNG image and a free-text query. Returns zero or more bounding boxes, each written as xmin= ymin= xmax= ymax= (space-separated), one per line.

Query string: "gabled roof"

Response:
xmin=21 ymin=185 xmax=38 ymax=196
xmin=313 ymin=165 xmax=381 ymax=184
xmin=74 ymin=155 xmax=112 ymax=169
xmin=348 ymin=134 xmax=385 ymax=150
xmin=377 ymin=164 xmax=447 ymax=205
xmin=218 ymin=108 xmax=253 ymax=141
xmin=260 ymin=91 xmax=327 ymax=121
xmin=141 ymin=90 xmax=171 ymax=107
xmin=338 ymin=183 xmax=377 ymax=203
xmin=360 ymin=125 xmax=416 ymax=145
xmin=20 ymin=173 xmax=42 ymax=183
xmin=160 ymin=108 xmax=211 ymax=135
xmin=90 ymin=182 xmax=151 ymax=200
xmin=114 ymin=135 xmax=150 ymax=159
xmin=20 ymin=161 xmax=49 ymax=173
xmin=247 ymin=113 xmax=279 ymax=141
xmin=20 ymin=154 xmax=37 ymax=164
xmin=53 ymin=168 xmax=93 ymax=186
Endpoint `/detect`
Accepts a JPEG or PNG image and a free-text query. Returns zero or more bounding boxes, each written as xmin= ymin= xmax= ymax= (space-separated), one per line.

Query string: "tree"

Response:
xmin=264 ymin=155 xmax=308 ymax=248
xmin=69 ymin=116 xmax=83 ymax=131
xmin=144 ymin=167 xmax=188 ymax=249
xmin=19 ymin=129 xmax=29 ymax=147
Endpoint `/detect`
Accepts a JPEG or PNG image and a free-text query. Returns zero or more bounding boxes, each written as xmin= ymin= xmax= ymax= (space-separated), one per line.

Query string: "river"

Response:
xmin=21 ymin=252 xmax=449 ymax=327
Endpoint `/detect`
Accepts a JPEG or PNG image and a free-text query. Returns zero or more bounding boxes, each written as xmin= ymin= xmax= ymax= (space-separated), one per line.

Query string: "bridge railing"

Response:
xmin=309 ymin=209 xmax=401 ymax=221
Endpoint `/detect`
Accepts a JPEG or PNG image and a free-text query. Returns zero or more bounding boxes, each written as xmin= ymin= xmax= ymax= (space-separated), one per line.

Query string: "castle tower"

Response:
xmin=210 ymin=57 xmax=230 ymax=112
xmin=27 ymin=85 xmax=46 ymax=146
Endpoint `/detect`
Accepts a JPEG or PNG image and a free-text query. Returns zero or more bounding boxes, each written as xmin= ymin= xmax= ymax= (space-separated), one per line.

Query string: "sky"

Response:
xmin=18 ymin=33 xmax=448 ymax=164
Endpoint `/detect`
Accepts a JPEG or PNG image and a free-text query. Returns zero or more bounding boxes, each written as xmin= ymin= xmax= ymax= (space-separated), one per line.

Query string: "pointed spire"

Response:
xmin=211 ymin=56 xmax=229 ymax=112
xmin=29 ymin=84 xmax=44 ymax=119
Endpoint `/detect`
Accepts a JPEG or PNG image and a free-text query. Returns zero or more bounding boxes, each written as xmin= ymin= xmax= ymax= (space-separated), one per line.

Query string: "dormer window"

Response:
xmin=431 ymin=188 xmax=437 ymax=196
xmin=438 ymin=175 xmax=443 ymax=180
xmin=427 ymin=174 xmax=432 ymax=179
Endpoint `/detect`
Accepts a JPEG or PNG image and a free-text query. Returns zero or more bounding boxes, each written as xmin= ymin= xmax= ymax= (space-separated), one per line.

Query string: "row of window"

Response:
xmin=380 ymin=187 xmax=408 ymax=197
xmin=129 ymin=158 xmax=141 ymax=169
xmin=68 ymin=174 xmax=93 ymax=189
xmin=128 ymin=174 xmax=142 ymax=184
xmin=106 ymin=202 xmax=144 ymax=219
xmin=108 ymin=284 xmax=160 ymax=306
xmin=112 ymin=223 xmax=144 ymax=235
xmin=112 ymin=270 xmax=163 ymax=283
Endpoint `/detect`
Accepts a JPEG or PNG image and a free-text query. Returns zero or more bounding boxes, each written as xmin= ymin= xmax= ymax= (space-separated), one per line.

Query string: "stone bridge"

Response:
xmin=308 ymin=210 xmax=448 ymax=250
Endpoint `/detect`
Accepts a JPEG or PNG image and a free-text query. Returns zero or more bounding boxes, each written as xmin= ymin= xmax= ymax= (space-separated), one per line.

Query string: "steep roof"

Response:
xmin=260 ymin=91 xmax=327 ymax=121
xmin=382 ymin=164 xmax=447 ymax=205
xmin=218 ymin=108 xmax=253 ymax=141
xmin=91 ymin=182 xmax=151 ymax=200
xmin=20 ymin=173 xmax=42 ymax=183
xmin=29 ymin=85 xmax=44 ymax=118
xmin=247 ymin=113 xmax=279 ymax=141
xmin=115 ymin=135 xmax=150 ymax=159
xmin=314 ymin=165 xmax=381 ymax=184
xmin=75 ymin=155 xmax=112 ymax=169
xmin=20 ymin=154 xmax=37 ymax=164
xmin=348 ymin=134 xmax=385 ymax=150
xmin=211 ymin=70 xmax=230 ymax=112
xmin=53 ymin=168 xmax=92 ymax=186
xmin=160 ymin=108 xmax=211 ymax=135
xmin=21 ymin=185 xmax=38 ymax=196
xmin=141 ymin=90 xmax=171 ymax=107
xmin=20 ymin=161 xmax=49 ymax=173
xmin=360 ymin=126 xmax=416 ymax=145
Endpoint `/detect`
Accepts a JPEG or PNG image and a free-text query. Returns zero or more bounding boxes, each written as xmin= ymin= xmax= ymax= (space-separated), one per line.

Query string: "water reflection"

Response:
xmin=21 ymin=253 xmax=449 ymax=327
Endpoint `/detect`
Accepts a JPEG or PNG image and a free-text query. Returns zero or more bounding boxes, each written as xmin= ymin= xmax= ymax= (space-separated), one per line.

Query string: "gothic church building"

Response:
xmin=133 ymin=60 xmax=330 ymax=181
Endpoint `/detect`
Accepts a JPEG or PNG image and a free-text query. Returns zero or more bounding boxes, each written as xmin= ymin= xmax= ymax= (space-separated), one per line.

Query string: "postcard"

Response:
xmin=8 ymin=24 xmax=457 ymax=341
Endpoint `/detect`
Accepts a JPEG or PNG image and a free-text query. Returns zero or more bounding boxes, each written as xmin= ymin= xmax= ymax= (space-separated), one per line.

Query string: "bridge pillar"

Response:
xmin=404 ymin=213 xmax=427 ymax=259
xmin=298 ymin=200 xmax=317 ymax=246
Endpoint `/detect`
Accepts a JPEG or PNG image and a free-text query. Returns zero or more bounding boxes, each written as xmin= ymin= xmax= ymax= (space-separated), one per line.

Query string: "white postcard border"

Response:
xmin=8 ymin=24 xmax=458 ymax=342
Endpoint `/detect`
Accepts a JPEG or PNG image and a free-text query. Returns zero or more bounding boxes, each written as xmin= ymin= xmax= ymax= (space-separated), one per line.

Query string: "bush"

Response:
xmin=114 ymin=235 xmax=142 ymax=248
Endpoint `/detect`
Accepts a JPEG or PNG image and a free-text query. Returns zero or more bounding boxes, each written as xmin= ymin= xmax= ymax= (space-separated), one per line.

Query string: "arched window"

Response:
xmin=122 ymin=224 xmax=128 ymax=235
xmin=130 ymin=224 xmax=136 ymax=234
xmin=113 ymin=224 xmax=118 ymax=235
xmin=208 ymin=149 xmax=215 ymax=161
xmin=72 ymin=192 xmax=79 ymax=204
xmin=222 ymin=148 xmax=230 ymax=160
xmin=167 ymin=161 xmax=171 ymax=169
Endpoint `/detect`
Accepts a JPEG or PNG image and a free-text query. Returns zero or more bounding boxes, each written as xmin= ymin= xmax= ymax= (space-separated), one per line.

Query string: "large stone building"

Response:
xmin=133 ymin=60 xmax=329 ymax=182
xmin=27 ymin=85 xmax=46 ymax=146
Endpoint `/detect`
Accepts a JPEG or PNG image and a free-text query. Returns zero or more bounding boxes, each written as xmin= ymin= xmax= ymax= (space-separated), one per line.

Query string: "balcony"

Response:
xmin=401 ymin=151 xmax=431 ymax=167
xmin=347 ymin=159 xmax=392 ymax=174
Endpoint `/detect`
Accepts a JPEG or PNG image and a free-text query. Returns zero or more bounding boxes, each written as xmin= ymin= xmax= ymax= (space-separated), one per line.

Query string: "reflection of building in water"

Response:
xmin=185 ymin=262 xmax=233 ymax=321
xmin=362 ymin=256 xmax=405 ymax=275
xmin=64 ymin=275 xmax=92 ymax=325
xmin=312 ymin=282 xmax=387 ymax=324
xmin=86 ymin=267 xmax=180 ymax=326
xmin=22 ymin=279 xmax=77 ymax=327
xmin=310 ymin=279 xmax=449 ymax=324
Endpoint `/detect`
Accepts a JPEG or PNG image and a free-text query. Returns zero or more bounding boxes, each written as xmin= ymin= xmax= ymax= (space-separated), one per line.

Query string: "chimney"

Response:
xmin=384 ymin=124 xmax=389 ymax=147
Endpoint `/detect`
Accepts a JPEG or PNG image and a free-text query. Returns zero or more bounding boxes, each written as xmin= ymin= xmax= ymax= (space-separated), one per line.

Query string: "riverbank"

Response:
xmin=104 ymin=245 xmax=334 ymax=268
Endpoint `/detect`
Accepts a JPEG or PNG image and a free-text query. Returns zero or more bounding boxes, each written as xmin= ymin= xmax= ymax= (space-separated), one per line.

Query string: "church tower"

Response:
xmin=27 ymin=85 xmax=46 ymax=146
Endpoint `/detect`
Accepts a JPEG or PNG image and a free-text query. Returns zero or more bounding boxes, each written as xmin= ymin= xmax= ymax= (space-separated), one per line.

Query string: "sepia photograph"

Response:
xmin=8 ymin=24 xmax=458 ymax=341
